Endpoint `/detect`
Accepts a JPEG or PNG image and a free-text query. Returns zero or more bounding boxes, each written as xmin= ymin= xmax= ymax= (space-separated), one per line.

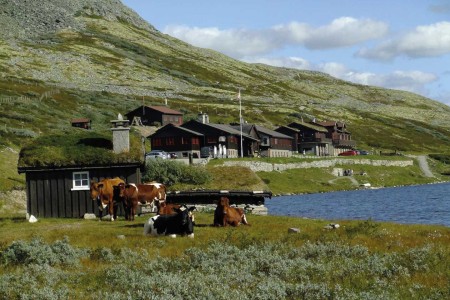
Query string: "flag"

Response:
xmin=237 ymin=89 xmax=241 ymax=101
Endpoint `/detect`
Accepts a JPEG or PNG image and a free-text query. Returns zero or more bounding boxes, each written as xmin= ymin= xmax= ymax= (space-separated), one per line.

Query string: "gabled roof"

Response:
xmin=182 ymin=120 xmax=259 ymax=141
xmin=288 ymin=121 xmax=328 ymax=133
xmin=150 ymin=123 xmax=203 ymax=137
xmin=275 ymin=125 xmax=301 ymax=133
xmin=254 ymin=125 xmax=293 ymax=139
xmin=148 ymin=106 xmax=183 ymax=115
xmin=229 ymin=124 xmax=256 ymax=135
xmin=126 ymin=105 xmax=183 ymax=116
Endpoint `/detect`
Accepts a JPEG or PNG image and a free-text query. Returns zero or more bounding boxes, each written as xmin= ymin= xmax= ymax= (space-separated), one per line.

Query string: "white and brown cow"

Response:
xmin=137 ymin=182 xmax=167 ymax=212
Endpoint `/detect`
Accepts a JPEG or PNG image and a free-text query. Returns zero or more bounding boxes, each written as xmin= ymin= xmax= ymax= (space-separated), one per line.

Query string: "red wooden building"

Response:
xmin=125 ymin=106 xmax=183 ymax=127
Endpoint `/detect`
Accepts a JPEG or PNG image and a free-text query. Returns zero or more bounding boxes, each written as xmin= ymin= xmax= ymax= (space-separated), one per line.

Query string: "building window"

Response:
xmin=181 ymin=137 xmax=189 ymax=145
xmin=192 ymin=137 xmax=199 ymax=145
xmin=166 ymin=137 xmax=175 ymax=145
xmin=72 ymin=171 xmax=89 ymax=191
xmin=153 ymin=138 xmax=162 ymax=147
xmin=207 ymin=137 xmax=217 ymax=143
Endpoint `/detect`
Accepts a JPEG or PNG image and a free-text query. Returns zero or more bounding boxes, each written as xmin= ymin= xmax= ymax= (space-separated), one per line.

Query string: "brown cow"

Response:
xmin=90 ymin=177 xmax=125 ymax=221
xmin=157 ymin=201 xmax=182 ymax=215
xmin=135 ymin=182 xmax=167 ymax=211
xmin=214 ymin=196 xmax=250 ymax=227
xmin=116 ymin=183 xmax=139 ymax=221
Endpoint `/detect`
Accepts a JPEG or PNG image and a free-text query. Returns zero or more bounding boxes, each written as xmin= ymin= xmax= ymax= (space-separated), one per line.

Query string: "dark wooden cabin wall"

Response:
xmin=26 ymin=167 xmax=141 ymax=218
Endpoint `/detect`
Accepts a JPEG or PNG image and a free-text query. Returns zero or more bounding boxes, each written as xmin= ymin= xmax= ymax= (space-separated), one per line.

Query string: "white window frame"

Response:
xmin=71 ymin=171 xmax=90 ymax=191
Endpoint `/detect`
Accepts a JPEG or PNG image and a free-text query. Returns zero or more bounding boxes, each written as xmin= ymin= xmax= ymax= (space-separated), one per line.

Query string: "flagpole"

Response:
xmin=239 ymin=88 xmax=243 ymax=158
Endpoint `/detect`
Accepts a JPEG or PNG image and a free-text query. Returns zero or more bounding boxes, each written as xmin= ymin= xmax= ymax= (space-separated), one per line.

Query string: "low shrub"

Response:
xmin=0 ymin=237 xmax=448 ymax=299
xmin=1 ymin=237 xmax=88 ymax=266
xmin=143 ymin=159 xmax=210 ymax=186
xmin=429 ymin=154 xmax=450 ymax=165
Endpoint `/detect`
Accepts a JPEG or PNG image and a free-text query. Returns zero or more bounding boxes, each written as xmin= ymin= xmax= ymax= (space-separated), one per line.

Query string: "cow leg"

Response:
xmin=241 ymin=214 xmax=250 ymax=225
xmin=222 ymin=216 xmax=228 ymax=227
xmin=113 ymin=203 xmax=119 ymax=221
xmin=108 ymin=199 xmax=115 ymax=222
xmin=97 ymin=198 xmax=102 ymax=220
xmin=130 ymin=204 xmax=134 ymax=221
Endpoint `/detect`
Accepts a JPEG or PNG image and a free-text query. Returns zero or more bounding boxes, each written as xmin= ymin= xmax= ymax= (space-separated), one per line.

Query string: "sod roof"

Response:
xmin=18 ymin=129 xmax=144 ymax=169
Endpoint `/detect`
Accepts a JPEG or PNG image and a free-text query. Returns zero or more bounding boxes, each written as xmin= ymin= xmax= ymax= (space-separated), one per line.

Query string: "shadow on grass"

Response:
xmin=0 ymin=216 xmax=26 ymax=223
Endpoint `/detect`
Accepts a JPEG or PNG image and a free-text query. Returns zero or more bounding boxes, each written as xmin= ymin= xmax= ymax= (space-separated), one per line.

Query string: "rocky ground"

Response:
xmin=0 ymin=190 xmax=26 ymax=214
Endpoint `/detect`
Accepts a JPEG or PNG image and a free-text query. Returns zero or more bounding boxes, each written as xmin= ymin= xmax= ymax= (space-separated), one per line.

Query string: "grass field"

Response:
xmin=0 ymin=211 xmax=449 ymax=299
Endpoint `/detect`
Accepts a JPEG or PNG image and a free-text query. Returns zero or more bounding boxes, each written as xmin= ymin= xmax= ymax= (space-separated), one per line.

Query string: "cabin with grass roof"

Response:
xmin=18 ymin=118 xmax=144 ymax=219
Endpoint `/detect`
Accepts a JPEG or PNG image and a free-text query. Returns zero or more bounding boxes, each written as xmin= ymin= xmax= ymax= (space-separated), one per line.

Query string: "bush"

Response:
xmin=429 ymin=154 xmax=450 ymax=165
xmin=1 ymin=237 xmax=88 ymax=266
xmin=143 ymin=159 xmax=210 ymax=186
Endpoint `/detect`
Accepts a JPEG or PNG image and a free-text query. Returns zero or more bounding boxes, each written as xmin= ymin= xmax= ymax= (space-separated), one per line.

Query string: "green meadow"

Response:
xmin=0 ymin=211 xmax=449 ymax=299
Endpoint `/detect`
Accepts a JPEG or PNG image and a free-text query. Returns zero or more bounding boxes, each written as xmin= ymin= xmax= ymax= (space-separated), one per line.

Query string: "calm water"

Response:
xmin=266 ymin=182 xmax=450 ymax=226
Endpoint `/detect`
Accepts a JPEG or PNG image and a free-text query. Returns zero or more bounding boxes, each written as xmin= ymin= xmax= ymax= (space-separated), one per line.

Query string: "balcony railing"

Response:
xmin=301 ymin=137 xmax=332 ymax=143
xmin=333 ymin=139 xmax=356 ymax=146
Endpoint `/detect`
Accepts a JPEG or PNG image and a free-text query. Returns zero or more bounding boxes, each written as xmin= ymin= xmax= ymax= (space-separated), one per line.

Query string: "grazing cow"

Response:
xmin=143 ymin=205 xmax=196 ymax=238
xmin=116 ymin=183 xmax=139 ymax=221
xmin=90 ymin=177 xmax=125 ymax=221
xmin=214 ymin=196 xmax=250 ymax=227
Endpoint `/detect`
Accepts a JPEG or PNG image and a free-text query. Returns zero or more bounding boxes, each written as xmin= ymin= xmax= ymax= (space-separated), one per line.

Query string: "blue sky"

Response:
xmin=122 ymin=0 xmax=450 ymax=106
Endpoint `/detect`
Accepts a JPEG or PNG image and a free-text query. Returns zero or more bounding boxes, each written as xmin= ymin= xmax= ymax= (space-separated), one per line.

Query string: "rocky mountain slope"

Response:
xmin=0 ymin=0 xmax=449 ymax=155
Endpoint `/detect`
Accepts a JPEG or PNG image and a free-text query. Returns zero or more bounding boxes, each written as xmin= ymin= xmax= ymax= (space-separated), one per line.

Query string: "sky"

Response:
xmin=122 ymin=0 xmax=450 ymax=107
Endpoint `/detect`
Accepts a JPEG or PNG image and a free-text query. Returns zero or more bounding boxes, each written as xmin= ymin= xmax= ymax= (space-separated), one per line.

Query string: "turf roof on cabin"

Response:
xmin=18 ymin=129 xmax=143 ymax=169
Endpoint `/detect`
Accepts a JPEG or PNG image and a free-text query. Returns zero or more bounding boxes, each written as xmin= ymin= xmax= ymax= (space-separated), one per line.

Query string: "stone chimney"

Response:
xmin=111 ymin=113 xmax=130 ymax=154
xmin=198 ymin=112 xmax=209 ymax=124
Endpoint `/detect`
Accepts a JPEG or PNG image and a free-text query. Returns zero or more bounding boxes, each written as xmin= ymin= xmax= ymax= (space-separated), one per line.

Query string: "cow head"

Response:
xmin=90 ymin=181 xmax=104 ymax=201
xmin=218 ymin=196 xmax=230 ymax=207
xmin=174 ymin=206 xmax=196 ymax=235
xmin=116 ymin=183 xmax=126 ymax=198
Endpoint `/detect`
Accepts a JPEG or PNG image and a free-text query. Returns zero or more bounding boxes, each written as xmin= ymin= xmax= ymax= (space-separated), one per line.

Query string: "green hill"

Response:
xmin=1 ymin=0 xmax=449 ymax=190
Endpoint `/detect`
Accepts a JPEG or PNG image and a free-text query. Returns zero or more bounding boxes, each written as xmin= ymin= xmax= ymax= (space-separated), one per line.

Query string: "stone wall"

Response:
xmin=223 ymin=158 xmax=414 ymax=172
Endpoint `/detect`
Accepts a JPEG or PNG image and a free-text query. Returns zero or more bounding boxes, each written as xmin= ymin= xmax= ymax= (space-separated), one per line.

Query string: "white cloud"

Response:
xmin=164 ymin=25 xmax=279 ymax=57
xmin=164 ymin=17 xmax=388 ymax=58
xmin=303 ymin=17 xmax=388 ymax=49
xmin=357 ymin=22 xmax=450 ymax=60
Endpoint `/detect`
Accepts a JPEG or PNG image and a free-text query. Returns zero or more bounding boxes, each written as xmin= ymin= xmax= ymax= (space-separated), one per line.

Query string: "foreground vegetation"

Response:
xmin=0 ymin=212 xmax=449 ymax=299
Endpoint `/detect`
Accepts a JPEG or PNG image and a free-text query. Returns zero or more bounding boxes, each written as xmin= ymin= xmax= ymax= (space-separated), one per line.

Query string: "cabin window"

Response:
xmin=166 ymin=137 xmax=175 ymax=145
xmin=192 ymin=137 xmax=199 ymax=145
xmin=72 ymin=171 xmax=90 ymax=191
xmin=153 ymin=138 xmax=162 ymax=147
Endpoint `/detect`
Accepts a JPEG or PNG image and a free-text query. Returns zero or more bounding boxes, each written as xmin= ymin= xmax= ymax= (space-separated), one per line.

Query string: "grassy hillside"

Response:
xmin=1 ymin=0 xmax=450 ymax=191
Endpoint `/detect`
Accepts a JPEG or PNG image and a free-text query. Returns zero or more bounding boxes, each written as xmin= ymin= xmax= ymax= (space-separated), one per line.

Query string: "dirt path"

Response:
xmin=416 ymin=155 xmax=434 ymax=177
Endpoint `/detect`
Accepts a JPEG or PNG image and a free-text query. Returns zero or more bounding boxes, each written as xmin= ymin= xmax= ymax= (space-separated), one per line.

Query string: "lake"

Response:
xmin=265 ymin=182 xmax=450 ymax=226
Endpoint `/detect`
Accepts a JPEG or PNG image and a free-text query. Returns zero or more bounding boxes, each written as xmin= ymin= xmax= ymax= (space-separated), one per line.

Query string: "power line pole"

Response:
xmin=238 ymin=88 xmax=243 ymax=158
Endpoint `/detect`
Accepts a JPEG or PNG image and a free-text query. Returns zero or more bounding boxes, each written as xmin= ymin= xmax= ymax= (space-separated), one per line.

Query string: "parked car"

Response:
xmin=145 ymin=150 xmax=169 ymax=160
xmin=200 ymin=146 xmax=213 ymax=158
xmin=357 ymin=150 xmax=370 ymax=155
xmin=338 ymin=150 xmax=358 ymax=156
